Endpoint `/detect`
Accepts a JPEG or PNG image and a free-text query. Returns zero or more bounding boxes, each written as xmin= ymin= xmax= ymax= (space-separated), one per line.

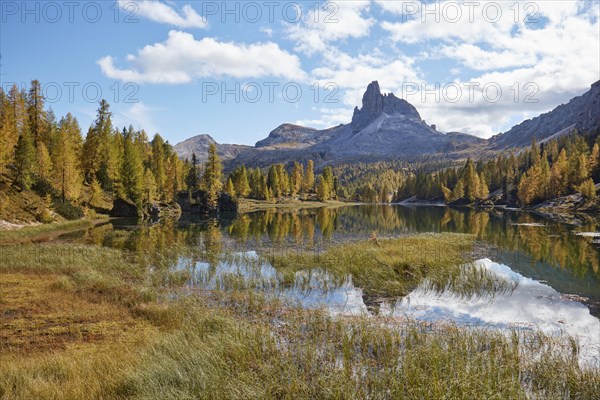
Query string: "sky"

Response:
xmin=2 ymin=0 xmax=599 ymax=146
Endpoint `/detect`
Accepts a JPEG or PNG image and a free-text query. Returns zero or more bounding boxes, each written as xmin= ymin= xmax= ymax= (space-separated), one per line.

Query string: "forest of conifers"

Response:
xmin=1 ymin=80 xmax=598 ymax=217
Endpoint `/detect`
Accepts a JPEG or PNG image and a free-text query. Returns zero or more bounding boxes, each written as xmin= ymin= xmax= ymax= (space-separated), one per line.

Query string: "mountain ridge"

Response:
xmin=174 ymin=80 xmax=600 ymax=169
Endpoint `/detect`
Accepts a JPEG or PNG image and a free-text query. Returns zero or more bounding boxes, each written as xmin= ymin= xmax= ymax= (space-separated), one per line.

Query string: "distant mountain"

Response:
xmin=490 ymin=80 xmax=600 ymax=149
xmin=227 ymin=81 xmax=485 ymax=168
xmin=255 ymin=124 xmax=330 ymax=149
xmin=174 ymin=80 xmax=600 ymax=170
xmin=173 ymin=134 xmax=250 ymax=163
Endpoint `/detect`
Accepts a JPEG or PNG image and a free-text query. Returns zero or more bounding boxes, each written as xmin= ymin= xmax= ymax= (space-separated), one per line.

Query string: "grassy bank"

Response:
xmin=0 ymin=219 xmax=108 ymax=243
xmin=0 ymin=238 xmax=598 ymax=399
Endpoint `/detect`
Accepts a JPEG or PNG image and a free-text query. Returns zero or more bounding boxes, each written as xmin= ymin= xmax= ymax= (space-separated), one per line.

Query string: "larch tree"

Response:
xmin=316 ymin=175 xmax=330 ymax=201
xmin=226 ymin=177 xmax=236 ymax=198
xmin=82 ymin=100 xmax=114 ymax=189
xmin=322 ymin=166 xmax=335 ymax=199
xmin=14 ymin=129 xmax=35 ymax=190
xmin=202 ymin=143 xmax=223 ymax=209
xmin=275 ymin=164 xmax=290 ymax=196
xmin=121 ymin=130 xmax=144 ymax=204
xmin=53 ymin=113 xmax=83 ymax=201
xmin=0 ymin=88 xmax=17 ymax=171
xmin=143 ymin=167 xmax=158 ymax=203
xmin=35 ymin=142 xmax=52 ymax=181
xmin=267 ymin=165 xmax=280 ymax=197
xmin=590 ymin=143 xmax=600 ymax=181
xmin=151 ymin=134 xmax=166 ymax=196
xmin=550 ymin=149 xmax=569 ymax=197
xmin=291 ymin=162 xmax=304 ymax=197
xmin=235 ymin=165 xmax=250 ymax=198
xmin=303 ymin=160 xmax=315 ymax=193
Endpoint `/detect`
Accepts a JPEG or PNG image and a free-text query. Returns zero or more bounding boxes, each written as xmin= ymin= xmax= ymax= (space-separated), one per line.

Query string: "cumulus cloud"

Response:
xmin=98 ymin=31 xmax=307 ymax=84
xmin=286 ymin=1 xmax=375 ymax=54
xmin=295 ymin=107 xmax=353 ymax=129
xmin=375 ymin=0 xmax=600 ymax=137
xmin=118 ymin=0 xmax=207 ymax=29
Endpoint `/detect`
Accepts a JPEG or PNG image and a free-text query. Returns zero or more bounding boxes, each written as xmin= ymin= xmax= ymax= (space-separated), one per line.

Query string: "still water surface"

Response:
xmin=52 ymin=205 xmax=600 ymax=366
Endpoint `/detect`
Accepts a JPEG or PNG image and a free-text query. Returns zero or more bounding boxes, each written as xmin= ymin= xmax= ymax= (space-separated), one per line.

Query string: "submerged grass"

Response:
xmin=0 ymin=237 xmax=598 ymax=399
xmin=268 ymin=233 xmax=496 ymax=299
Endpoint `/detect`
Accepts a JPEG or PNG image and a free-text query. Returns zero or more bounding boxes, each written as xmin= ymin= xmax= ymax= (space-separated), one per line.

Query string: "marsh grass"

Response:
xmin=0 ymin=237 xmax=598 ymax=399
xmin=268 ymin=233 xmax=498 ymax=299
xmin=420 ymin=261 xmax=519 ymax=299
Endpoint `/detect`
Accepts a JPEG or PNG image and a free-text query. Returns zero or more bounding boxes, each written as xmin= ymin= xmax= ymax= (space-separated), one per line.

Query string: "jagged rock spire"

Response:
xmin=351 ymin=81 xmax=421 ymax=132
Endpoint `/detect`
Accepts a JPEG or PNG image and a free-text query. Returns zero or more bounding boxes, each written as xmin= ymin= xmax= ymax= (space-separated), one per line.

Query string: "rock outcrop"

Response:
xmin=143 ymin=202 xmax=182 ymax=220
xmin=176 ymin=191 xmax=238 ymax=215
xmin=111 ymin=198 xmax=182 ymax=220
xmin=351 ymin=81 xmax=421 ymax=132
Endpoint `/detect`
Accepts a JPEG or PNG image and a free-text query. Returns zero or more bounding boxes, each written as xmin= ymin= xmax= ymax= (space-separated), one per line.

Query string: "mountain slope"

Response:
xmin=490 ymin=80 xmax=600 ymax=149
xmin=228 ymin=81 xmax=485 ymax=168
xmin=174 ymin=80 xmax=600 ymax=169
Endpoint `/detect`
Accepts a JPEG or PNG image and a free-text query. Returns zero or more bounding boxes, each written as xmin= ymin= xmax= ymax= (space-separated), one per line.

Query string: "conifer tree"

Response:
xmin=462 ymin=159 xmax=479 ymax=202
xmin=14 ymin=130 xmax=35 ymax=190
xmin=186 ymin=153 xmax=200 ymax=191
xmin=276 ymin=164 xmax=290 ymax=196
xmin=450 ymin=179 xmax=464 ymax=202
xmin=234 ymin=165 xmax=251 ymax=198
xmin=121 ymin=130 xmax=144 ymax=204
xmin=27 ymin=79 xmax=46 ymax=145
xmin=82 ymin=100 xmax=114 ymax=189
xmin=303 ymin=159 xmax=315 ymax=193
xmin=151 ymin=134 xmax=166 ymax=196
xmin=143 ymin=167 xmax=158 ymax=203
xmin=53 ymin=113 xmax=82 ymax=201
xmin=322 ymin=166 xmax=335 ymax=198
xmin=202 ymin=143 xmax=223 ymax=209
xmin=35 ymin=142 xmax=52 ymax=181
xmin=478 ymin=173 xmax=489 ymax=199
xmin=589 ymin=143 xmax=599 ymax=181
xmin=550 ymin=149 xmax=569 ymax=197
xmin=291 ymin=162 xmax=304 ymax=196
xmin=0 ymin=88 xmax=17 ymax=171
xmin=165 ymin=153 xmax=181 ymax=201
xmin=226 ymin=177 xmax=236 ymax=198
xmin=267 ymin=165 xmax=280 ymax=197
xmin=578 ymin=178 xmax=597 ymax=199
xmin=89 ymin=177 xmax=102 ymax=206
xmin=316 ymin=175 xmax=331 ymax=201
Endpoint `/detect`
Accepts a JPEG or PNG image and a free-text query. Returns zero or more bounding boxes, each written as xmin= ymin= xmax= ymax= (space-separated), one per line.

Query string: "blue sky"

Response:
xmin=2 ymin=1 xmax=599 ymax=146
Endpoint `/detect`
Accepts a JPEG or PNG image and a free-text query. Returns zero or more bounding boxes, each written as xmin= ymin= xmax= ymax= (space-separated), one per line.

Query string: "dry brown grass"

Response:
xmin=0 ymin=273 xmax=155 ymax=354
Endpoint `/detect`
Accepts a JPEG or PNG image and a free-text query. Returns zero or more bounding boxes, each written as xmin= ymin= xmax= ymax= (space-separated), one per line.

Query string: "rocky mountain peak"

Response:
xmin=351 ymin=81 xmax=421 ymax=132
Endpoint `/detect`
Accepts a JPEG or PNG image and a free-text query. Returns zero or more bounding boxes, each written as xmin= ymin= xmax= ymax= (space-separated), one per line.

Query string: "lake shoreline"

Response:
xmin=0 ymin=218 xmax=109 ymax=244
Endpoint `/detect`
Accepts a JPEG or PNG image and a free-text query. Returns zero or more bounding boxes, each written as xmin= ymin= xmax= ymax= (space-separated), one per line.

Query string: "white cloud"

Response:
xmin=374 ymin=0 xmax=600 ymax=137
xmin=310 ymin=46 xmax=422 ymax=110
xmin=113 ymin=102 xmax=160 ymax=135
xmin=286 ymin=1 xmax=375 ymax=55
xmin=296 ymin=107 xmax=353 ymax=128
xmin=119 ymin=0 xmax=207 ymax=29
xmin=98 ymin=31 xmax=307 ymax=84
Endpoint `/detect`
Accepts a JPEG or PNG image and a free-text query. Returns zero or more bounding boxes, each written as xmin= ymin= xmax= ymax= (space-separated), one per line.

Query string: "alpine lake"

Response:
xmin=31 ymin=204 xmax=600 ymax=368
